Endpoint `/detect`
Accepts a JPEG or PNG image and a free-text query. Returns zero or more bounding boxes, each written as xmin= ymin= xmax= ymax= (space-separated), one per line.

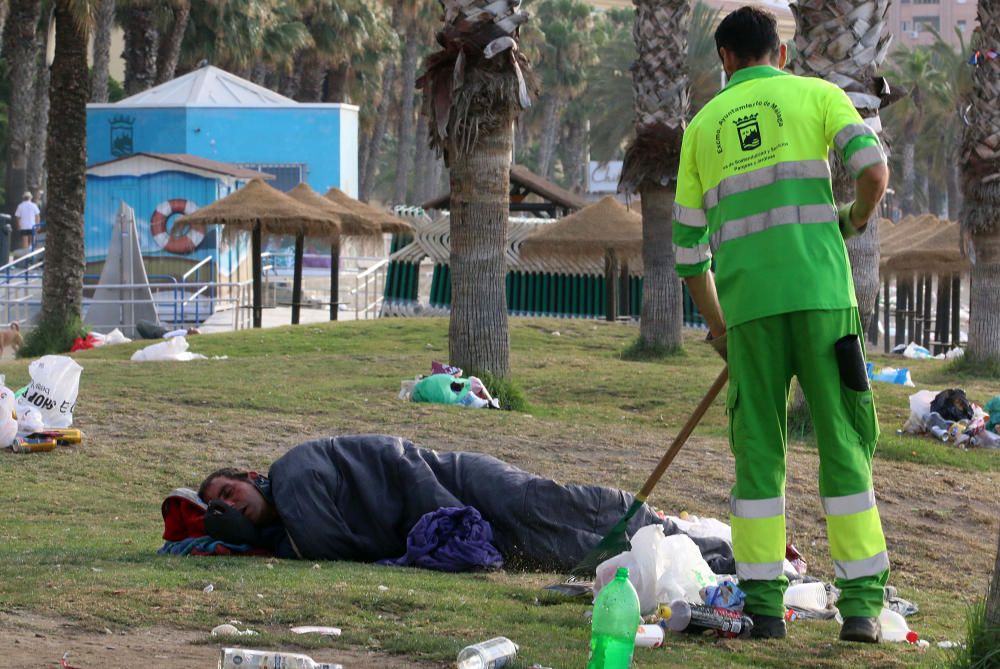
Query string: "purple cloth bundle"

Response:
xmin=378 ymin=506 xmax=503 ymax=572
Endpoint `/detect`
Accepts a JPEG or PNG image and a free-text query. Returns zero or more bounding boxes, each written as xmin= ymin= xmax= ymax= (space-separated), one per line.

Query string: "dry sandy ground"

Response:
xmin=1 ymin=611 xmax=447 ymax=668
xmin=2 ymin=424 xmax=996 ymax=668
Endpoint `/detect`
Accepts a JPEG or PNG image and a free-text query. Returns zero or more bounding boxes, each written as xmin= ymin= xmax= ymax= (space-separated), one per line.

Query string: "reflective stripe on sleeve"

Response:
xmin=834 ymin=551 xmax=890 ymax=580
xmin=673 ymin=202 xmax=708 ymax=229
xmin=822 ymin=489 xmax=876 ymax=516
xmin=730 ymin=495 xmax=785 ymax=518
xmin=715 ymin=204 xmax=837 ymax=245
xmin=835 ymin=123 xmax=877 ymax=153
xmin=847 ymin=144 xmax=887 ymax=176
xmin=736 ymin=561 xmax=785 ymax=581
xmin=703 ymin=160 xmax=831 ymax=209
xmin=674 ymin=243 xmax=712 ymax=266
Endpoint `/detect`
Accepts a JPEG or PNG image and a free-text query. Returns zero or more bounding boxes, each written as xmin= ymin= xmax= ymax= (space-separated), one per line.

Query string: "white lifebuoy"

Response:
xmin=150 ymin=199 xmax=204 ymax=254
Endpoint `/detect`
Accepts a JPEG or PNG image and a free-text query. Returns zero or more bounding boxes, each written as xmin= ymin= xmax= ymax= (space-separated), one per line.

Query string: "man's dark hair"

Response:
xmin=198 ymin=467 xmax=250 ymax=501
xmin=715 ymin=5 xmax=781 ymax=64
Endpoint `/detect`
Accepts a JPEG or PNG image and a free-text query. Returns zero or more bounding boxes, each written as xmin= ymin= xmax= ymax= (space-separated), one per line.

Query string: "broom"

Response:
xmin=568 ymin=365 xmax=729 ymax=578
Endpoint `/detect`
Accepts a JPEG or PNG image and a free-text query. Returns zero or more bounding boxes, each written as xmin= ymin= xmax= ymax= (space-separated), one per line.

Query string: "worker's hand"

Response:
xmin=706 ymin=331 xmax=728 ymax=362
xmin=837 ymin=202 xmax=860 ymax=239
xmin=204 ymin=500 xmax=264 ymax=547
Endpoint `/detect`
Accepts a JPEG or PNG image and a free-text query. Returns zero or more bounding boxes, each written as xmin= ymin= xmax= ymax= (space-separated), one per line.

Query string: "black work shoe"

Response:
xmin=839 ymin=616 xmax=882 ymax=643
xmin=748 ymin=613 xmax=787 ymax=639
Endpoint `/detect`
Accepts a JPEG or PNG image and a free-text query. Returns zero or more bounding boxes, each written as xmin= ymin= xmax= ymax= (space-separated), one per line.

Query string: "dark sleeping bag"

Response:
xmin=269 ymin=435 xmax=734 ymax=574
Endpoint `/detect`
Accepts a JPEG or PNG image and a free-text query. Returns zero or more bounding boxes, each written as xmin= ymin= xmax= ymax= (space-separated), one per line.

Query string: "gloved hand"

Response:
xmin=706 ymin=331 xmax=727 ymax=362
xmin=837 ymin=202 xmax=871 ymax=239
xmin=204 ymin=500 xmax=264 ymax=547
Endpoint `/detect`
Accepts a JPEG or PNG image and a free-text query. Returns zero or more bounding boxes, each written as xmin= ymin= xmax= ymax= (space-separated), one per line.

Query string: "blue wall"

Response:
xmin=87 ymin=107 xmax=347 ymax=193
xmin=85 ymin=171 xmax=226 ymax=263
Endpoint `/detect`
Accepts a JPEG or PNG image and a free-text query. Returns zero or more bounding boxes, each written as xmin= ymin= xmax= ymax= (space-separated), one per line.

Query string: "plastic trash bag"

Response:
xmin=594 ymin=525 xmax=718 ymax=615
xmin=869 ymin=366 xmax=914 ymax=386
xmin=901 ymin=342 xmax=932 ymax=359
xmin=131 ymin=336 xmax=207 ymax=362
xmin=15 ymin=355 xmax=82 ymax=428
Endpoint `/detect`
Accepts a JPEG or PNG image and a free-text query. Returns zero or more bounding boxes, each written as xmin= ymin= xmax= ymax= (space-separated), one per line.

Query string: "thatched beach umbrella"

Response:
xmin=288 ymin=183 xmax=381 ymax=321
xmin=520 ymin=196 xmax=642 ymax=320
xmin=179 ymin=179 xmax=340 ymax=328
xmin=324 ymin=187 xmax=414 ymax=235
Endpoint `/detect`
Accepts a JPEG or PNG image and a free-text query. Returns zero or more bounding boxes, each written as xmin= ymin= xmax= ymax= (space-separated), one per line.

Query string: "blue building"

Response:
xmin=87 ymin=65 xmax=359 ymax=196
xmin=84 ymin=153 xmax=268 ymax=284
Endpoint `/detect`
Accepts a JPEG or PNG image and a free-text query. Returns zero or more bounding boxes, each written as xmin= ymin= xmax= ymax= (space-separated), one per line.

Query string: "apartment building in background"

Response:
xmin=889 ymin=1 xmax=978 ymax=47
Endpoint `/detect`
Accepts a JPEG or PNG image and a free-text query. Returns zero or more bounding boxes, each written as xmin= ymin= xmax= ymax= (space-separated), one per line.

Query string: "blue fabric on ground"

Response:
xmin=378 ymin=506 xmax=503 ymax=572
xmin=158 ymin=536 xmax=254 ymax=556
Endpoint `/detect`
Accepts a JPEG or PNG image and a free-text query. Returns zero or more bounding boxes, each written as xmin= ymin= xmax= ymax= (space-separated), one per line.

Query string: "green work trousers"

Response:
xmin=727 ymin=308 xmax=889 ymax=619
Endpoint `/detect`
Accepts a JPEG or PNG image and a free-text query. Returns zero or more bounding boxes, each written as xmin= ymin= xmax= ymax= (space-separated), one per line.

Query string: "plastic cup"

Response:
xmin=783 ymin=582 xmax=827 ymax=611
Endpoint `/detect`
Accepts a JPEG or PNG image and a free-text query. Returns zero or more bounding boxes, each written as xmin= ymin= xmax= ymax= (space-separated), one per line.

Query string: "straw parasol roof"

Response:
xmin=180 ymin=178 xmax=341 ymax=239
xmin=518 ymin=196 xmax=642 ymax=260
xmin=323 ymin=188 xmax=413 ymax=234
xmin=880 ymin=215 xmax=968 ymax=275
xmin=287 ymin=182 xmax=380 ymax=237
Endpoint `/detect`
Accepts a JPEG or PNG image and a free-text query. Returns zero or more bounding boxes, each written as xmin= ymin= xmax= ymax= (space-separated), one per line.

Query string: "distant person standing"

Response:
xmin=14 ymin=191 xmax=40 ymax=250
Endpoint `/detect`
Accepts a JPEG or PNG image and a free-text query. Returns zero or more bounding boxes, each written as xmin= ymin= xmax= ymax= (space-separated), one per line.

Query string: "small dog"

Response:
xmin=0 ymin=322 xmax=23 ymax=357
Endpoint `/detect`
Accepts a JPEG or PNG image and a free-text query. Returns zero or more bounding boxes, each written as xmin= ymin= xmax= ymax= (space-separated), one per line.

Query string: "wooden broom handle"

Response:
xmin=635 ymin=365 xmax=729 ymax=501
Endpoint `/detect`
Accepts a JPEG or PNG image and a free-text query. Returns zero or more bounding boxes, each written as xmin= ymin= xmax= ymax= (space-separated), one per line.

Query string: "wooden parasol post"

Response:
xmin=291 ymin=231 xmax=305 ymax=325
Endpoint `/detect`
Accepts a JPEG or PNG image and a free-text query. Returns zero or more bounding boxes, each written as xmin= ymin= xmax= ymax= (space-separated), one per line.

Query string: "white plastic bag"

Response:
xmin=594 ymin=525 xmax=717 ymax=615
xmin=131 ymin=336 xmax=206 ymax=362
xmin=15 ymin=355 xmax=82 ymax=428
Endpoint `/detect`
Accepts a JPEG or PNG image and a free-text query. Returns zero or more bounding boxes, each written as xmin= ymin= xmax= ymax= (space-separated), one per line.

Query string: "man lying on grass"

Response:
xmin=194 ymin=434 xmax=734 ymax=574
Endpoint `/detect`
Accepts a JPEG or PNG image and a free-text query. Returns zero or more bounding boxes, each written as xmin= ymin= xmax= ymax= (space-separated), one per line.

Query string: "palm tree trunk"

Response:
xmin=361 ymin=59 xmax=397 ymax=201
xmin=563 ymin=115 xmax=587 ymax=192
xmin=447 ymin=121 xmax=512 ymax=378
xmin=638 ymin=183 xmax=683 ymax=348
xmin=297 ymin=51 xmax=325 ymax=102
xmin=988 ymin=525 xmax=1000 ymax=627
xmin=393 ymin=27 xmax=420 ymax=205
xmin=41 ymin=0 xmax=88 ymax=331
xmin=536 ymin=93 xmax=562 ymax=179
xmin=154 ymin=0 xmax=191 ymax=85
xmin=28 ymin=9 xmax=53 ymax=197
xmin=901 ymin=140 xmax=916 ymax=214
xmin=2 ymin=0 xmax=42 ymax=215
xmin=948 ymin=161 xmax=961 ymax=221
xmin=959 ymin=0 xmax=1000 ymax=366
xmin=123 ymin=2 xmax=158 ymax=95
xmin=967 ymin=231 xmax=1000 ymax=362
xmin=790 ymin=0 xmax=891 ymax=340
xmin=324 ymin=63 xmax=350 ymax=103
xmin=620 ymin=0 xmax=690 ymax=350
xmin=412 ymin=112 xmax=431 ymax=204
xmin=91 ymin=0 xmax=115 ymax=102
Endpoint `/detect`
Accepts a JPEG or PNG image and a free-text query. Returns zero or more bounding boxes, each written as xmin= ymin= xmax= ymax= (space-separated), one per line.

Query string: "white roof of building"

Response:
xmin=103 ymin=65 xmax=298 ymax=108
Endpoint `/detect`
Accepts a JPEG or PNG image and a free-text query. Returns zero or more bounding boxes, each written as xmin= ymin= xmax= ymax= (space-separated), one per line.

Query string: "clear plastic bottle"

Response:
xmin=218 ymin=648 xmax=343 ymax=669
xmin=878 ymin=607 xmax=919 ymax=644
xmin=587 ymin=567 xmax=640 ymax=669
xmin=783 ymin=582 xmax=828 ymax=612
xmin=456 ymin=637 xmax=518 ymax=669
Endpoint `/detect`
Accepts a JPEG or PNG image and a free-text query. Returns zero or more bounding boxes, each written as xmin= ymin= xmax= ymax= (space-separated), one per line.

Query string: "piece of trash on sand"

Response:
xmin=212 ymin=624 xmax=258 ymax=637
xmin=377 ymin=584 xmax=389 ymax=592
xmin=61 ymin=653 xmax=83 ymax=669
xmin=457 ymin=637 xmax=518 ymax=669
xmin=290 ymin=626 xmax=342 ymax=636
xmin=203 ymin=584 xmax=214 ymax=593
xmin=938 ymin=640 xmax=962 ymax=649
xmin=219 ymin=648 xmax=342 ymax=669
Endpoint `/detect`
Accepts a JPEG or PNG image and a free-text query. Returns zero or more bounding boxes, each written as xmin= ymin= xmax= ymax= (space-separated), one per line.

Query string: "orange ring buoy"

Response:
xmin=150 ymin=199 xmax=204 ymax=254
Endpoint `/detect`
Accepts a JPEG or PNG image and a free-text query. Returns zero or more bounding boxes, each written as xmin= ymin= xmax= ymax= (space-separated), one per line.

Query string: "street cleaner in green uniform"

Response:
xmin=672 ymin=6 xmax=890 ymax=642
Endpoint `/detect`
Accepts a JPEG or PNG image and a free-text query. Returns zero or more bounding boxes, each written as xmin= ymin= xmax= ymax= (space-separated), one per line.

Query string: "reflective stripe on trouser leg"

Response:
xmin=731 ymin=496 xmax=786 ymax=581
xmin=791 ymin=308 xmax=890 ymax=619
xmin=727 ymin=315 xmax=794 ymax=618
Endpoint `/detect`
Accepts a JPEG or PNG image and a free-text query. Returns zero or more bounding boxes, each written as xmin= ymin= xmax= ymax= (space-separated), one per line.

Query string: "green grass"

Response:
xmin=0 ymin=317 xmax=995 ymax=667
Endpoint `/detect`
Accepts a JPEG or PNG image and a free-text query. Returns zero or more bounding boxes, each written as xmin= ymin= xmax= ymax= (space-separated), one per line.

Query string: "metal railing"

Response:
xmin=351 ymin=258 xmax=389 ymax=320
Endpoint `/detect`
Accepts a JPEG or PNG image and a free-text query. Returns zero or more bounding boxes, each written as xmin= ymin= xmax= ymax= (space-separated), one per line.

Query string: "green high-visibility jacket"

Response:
xmin=672 ymin=65 xmax=886 ymax=328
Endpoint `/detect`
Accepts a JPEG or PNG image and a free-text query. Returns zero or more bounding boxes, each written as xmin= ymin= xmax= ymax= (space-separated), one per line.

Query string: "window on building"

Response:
xmin=902 ymin=21 xmax=910 ymax=32
xmin=913 ymin=16 xmax=940 ymax=33
xmin=239 ymin=164 xmax=307 ymax=192
xmin=958 ymin=19 xmax=968 ymax=32
xmin=913 ymin=0 xmax=940 ymax=4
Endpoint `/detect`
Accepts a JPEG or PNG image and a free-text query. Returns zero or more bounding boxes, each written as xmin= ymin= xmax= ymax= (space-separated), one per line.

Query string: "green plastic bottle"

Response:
xmin=587 ymin=567 xmax=640 ymax=669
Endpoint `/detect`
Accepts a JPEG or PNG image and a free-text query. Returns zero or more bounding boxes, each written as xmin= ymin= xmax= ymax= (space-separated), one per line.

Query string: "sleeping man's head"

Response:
xmin=198 ymin=468 xmax=278 ymax=527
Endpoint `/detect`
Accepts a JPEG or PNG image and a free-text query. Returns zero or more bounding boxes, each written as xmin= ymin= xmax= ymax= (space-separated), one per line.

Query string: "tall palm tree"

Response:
xmin=31 ymin=0 xmax=91 ymax=352
xmin=530 ymin=0 xmax=594 ymax=180
xmin=28 ymin=4 xmax=54 ymax=197
xmin=580 ymin=8 xmax=634 ymax=163
xmin=418 ymin=0 xmax=536 ymax=379
xmin=120 ymin=0 xmax=159 ymax=95
xmin=619 ymin=0 xmax=690 ymax=351
xmin=91 ymin=0 xmax=114 ymax=101
xmin=959 ymin=0 xmax=1000 ymax=365
xmin=790 ymin=0 xmax=892 ymax=336
xmin=927 ymin=28 xmax=972 ymax=220
xmin=2 ymin=0 xmax=42 ymax=216
xmin=154 ymin=0 xmax=191 ymax=84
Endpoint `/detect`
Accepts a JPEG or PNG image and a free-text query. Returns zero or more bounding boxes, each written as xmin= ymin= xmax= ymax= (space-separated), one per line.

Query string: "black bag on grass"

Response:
xmin=930 ymin=389 xmax=974 ymax=422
